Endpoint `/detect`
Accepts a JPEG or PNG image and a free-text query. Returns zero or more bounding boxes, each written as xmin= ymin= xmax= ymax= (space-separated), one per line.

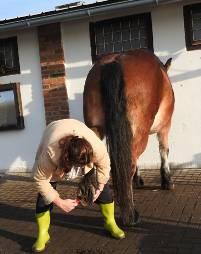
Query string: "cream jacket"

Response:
xmin=33 ymin=119 xmax=111 ymax=204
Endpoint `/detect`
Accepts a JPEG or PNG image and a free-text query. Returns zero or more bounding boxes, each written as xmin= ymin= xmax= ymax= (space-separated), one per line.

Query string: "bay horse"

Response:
xmin=83 ymin=49 xmax=174 ymax=225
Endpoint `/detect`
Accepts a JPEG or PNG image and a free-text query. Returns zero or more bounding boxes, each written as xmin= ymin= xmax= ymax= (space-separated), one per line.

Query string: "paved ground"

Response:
xmin=1 ymin=169 xmax=201 ymax=254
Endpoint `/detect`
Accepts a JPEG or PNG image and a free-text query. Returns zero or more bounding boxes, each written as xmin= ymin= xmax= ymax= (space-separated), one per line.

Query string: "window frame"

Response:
xmin=0 ymin=36 xmax=20 ymax=76
xmin=184 ymin=3 xmax=201 ymax=50
xmin=0 ymin=83 xmax=24 ymax=131
xmin=89 ymin=12 xmax=153 ymax=62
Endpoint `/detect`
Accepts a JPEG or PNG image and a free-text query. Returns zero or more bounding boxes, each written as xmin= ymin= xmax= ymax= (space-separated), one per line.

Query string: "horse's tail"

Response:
xmin=100 ymin=61 xmax=134 ymax=225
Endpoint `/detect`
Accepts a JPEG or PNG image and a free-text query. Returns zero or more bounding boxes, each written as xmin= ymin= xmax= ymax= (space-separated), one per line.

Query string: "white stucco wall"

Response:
xmin=1 ymin=1 xmax=200 ymax=172
xmin=140 ymin=3 xmax=201 ymax=169
xmin=0 ymin=29 xmax=46 ymax=172
xmin=61 ymin=20 xmax=92 ymax=120
xmin=62 ymin=1 xmax=201 ymax=169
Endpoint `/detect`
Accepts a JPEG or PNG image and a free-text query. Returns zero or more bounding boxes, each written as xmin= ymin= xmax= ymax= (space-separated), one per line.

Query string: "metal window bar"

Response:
xmin=93 ymin=14 xmax=150 ymax=57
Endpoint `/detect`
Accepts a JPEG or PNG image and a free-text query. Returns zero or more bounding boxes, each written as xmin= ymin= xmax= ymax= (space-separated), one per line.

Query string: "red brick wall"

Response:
xmin=38 ymin=23 xmax=69 ymax=125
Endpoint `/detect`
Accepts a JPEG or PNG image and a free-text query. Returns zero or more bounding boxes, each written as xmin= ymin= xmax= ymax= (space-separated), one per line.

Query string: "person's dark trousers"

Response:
xmin=35 ymin=182 xmax=125 ymax=240
xmin=95 ymin=184 xmax=113 ymax=204
xmin=35 ymin=182 xmax=57 ymax=214
xmin=35 ymin=182 xmax=113 ymax=213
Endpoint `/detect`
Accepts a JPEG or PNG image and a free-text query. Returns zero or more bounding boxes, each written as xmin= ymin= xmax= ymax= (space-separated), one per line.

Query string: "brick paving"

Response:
xmin=1 ymin=169 xmax=201 ymax=254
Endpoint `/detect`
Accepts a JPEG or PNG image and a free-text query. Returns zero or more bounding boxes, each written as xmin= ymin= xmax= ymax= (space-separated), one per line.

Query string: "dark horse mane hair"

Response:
xmin=100 ymin=61 xmax=134 ymax=225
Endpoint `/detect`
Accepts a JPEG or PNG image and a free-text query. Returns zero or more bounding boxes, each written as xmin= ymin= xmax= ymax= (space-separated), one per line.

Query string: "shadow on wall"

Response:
xmin=159 ymin=51 xmax=201 ymax=84
xmin=66 ymin=64 xmax=92 ymax=80
xmin=68 ymin=93 xmax=84 ymax=121
xmin=170 ymin=68 xmax=201 ymax=83
xmin=66 ymin=52 xmax=198 ymax=82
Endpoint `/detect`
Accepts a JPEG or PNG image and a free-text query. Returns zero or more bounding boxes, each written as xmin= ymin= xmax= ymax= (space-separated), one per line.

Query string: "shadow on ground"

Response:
xmin=0 ymin=202 xmax=201 ymax=254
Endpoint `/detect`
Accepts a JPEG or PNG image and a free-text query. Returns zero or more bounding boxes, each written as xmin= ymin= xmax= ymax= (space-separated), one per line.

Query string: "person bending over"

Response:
xmin=32 ymin=119 xmax=125 ymax=253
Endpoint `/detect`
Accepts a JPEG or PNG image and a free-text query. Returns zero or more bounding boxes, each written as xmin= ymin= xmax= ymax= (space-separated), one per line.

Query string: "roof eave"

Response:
xmin=0 ymin=0 xmax=184 ymax=33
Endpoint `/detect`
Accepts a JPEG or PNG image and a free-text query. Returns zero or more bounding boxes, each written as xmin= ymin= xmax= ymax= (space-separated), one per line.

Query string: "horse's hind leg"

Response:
xmin=157 ymin=123 xmax=174 ymax=190
xmin=129 ymin=133 xmax=150 ymax=225
xmin=133 ymin=165 xmax=144 ymax=188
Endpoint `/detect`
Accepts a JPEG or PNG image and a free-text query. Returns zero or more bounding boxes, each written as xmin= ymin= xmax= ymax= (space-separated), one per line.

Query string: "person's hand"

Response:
xmin=93 ymin=183 xmax=105 ymax=202
xmin=53 ymin=196 xmax=78 ymax=213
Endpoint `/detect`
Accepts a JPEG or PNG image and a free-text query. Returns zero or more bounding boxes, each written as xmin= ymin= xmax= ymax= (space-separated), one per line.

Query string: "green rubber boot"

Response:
xmin=32 ymin=211 xmax=50 ymax=252
xmin=100 ymin=202 xmax=125 ymax=239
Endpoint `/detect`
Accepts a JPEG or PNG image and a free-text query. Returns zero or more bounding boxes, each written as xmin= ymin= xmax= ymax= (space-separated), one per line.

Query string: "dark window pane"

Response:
xmin=114 ymin=42 xmax=122 ymax=52
xmin=113 ymin=31 xmax=121 ymax=42
xmin=130 ymin=17 xmax=138 ymax=27
xmin=131 ymin=28 xmax=139 ymax=39
xmin=104 ymin=33 xmax=112 ymax=43
xmin=193 ymin=29 xmax=201 ymax=40
xmin=112 ymin=22 xmax=121 ymax=31
xmin=192 ymin=16 xmax=201 ymax=29
xmin=192 ymin=10 xmax=201 ymax=41
xmin=192 ymin=9 xmax=201 ymax=16
xmin=122 ymin=29 xmax=130 ymax=41
xmin=131 ymin=39 xmax=140 ymax=49
xmin=5 ymin=46 xmax=12 ymax=68
xmin=0 ymin=51 xmax=4 ymax=66
xmin=0 ymin=37 xmax=20 ymax=76
xmin=139 ymin=16 xmax=146 ymax=26
xmin=95 ymin=23 xmax=103 ymax=31
xmin=184 ymin=3 xmax=201 ymax=50
xmin=96 ymin=33 xmax=104 ymax=45
xmin=105 ymin=43 xmax=113 ymax=53
xmin=97 ymin=45 xmax=105 ymax=55
xmin=104 ymin=24 xmax=112 ymax=33
xmin=139 ymin=27 xmax=147 ymax=38
xmin=140 ymin=38 xmax=148 ymax=48
xmin=123 ymin=41 xmax=131 ymax=51
xmin=122 ymin=19 xmax=130 ymax=29
xmin=91 ymin=13 xmax=152 ymax=60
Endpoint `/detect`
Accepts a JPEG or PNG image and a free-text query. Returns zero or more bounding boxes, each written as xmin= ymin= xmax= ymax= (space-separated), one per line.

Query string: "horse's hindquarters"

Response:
xmin=150 ymin=69 xmax=174 ymax=134
xmin=83 ymin=67 xmax=105 ymax=138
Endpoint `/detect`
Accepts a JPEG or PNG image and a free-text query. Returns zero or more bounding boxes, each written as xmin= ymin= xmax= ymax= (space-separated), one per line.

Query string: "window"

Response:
xmin=90 ymin=13 xmax=153 ymax=61
xmin=0 ymin=37 xmax=20 ymax=76
xmin=0 ymin=83 xmax=24 ymax=130
xmin=184 ymin=3 xmax=201 ymax=50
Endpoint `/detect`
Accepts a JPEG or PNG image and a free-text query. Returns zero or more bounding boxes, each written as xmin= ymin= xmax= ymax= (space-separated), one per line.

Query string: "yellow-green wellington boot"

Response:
xmin=32 ymin=211 xmax=50 ymax=252
xmin=100 ymin=202 xmax=125 ymax=239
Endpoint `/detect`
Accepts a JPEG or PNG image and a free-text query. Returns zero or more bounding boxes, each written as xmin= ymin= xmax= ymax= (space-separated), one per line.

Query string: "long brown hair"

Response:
xmin=59 ymin=135 xmax=93 ymax=172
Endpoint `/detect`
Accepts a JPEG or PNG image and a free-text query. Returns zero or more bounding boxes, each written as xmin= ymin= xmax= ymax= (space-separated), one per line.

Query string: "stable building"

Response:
xmin=0 ymin=0 xmax=201 ymax=172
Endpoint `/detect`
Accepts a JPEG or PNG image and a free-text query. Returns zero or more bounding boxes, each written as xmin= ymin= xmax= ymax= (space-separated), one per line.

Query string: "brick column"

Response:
xmin=38 ymin=23 xmax=69 ymax=125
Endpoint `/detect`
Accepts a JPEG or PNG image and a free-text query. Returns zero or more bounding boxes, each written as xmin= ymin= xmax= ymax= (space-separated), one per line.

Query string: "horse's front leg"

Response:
xmin=157 ymin=124 xmax=174 ymax=190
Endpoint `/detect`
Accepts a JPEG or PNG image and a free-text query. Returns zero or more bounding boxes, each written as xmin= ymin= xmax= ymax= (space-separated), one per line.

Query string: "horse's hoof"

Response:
xmin=168 ymin=183 xmax=175 ymax=190
xmin=161 ymin=182 xmax=174 ymax=190
xmin=126 ymin=209 xmax=141 ymax=227
xmin=138 ymin=177 xmax=144 ymax=188
xmin=133 ymin=176 xmax=144 ymax=189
